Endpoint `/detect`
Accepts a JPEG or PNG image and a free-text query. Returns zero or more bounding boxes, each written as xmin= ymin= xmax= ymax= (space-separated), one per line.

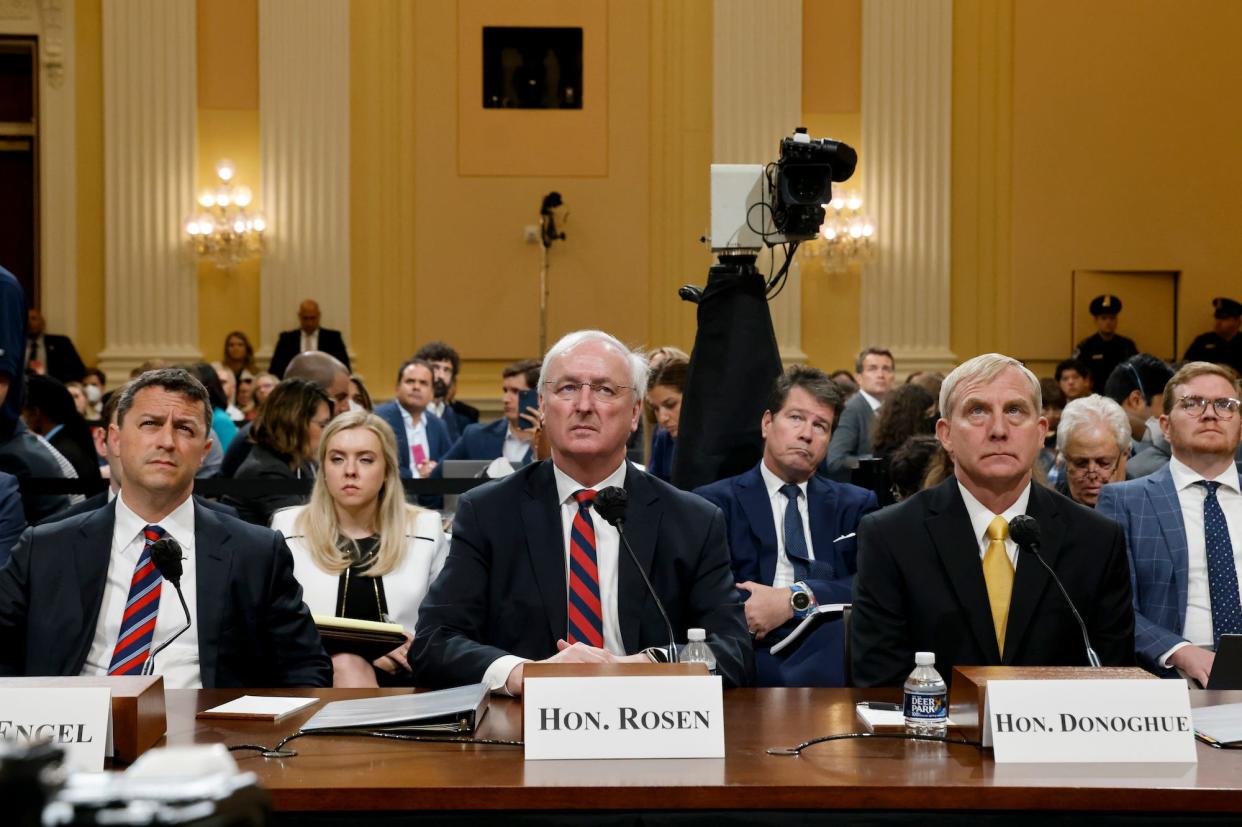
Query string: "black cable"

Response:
xmin=227 ymin=728 xmax=524 ymax=758
xmin=767 ymin=731 xmax=983 ymax=756
xmin=764 ymin=241 xmax=800 ymax=300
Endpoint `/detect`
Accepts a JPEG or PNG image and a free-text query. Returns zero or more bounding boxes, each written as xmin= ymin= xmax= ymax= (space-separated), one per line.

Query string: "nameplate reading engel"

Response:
xmin=0 ymin=687 xmax=112 ymax=771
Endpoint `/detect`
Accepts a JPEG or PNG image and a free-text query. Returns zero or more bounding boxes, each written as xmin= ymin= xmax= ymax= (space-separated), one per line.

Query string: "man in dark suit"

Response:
xmin=442 ymin=359 xmax=541 ymax=465
xmin=696 ymin=365 xmax=878 ymax=687
xmin=412 ymin=330 xmax=751 ymax=694
xmin=0 ymin=471 xmax=24 ymax=568
xmin=374 ymin=358 xmax=452 ymax=479
xmin=1097 ymin=361 xmax=1242 ymax=685
xmin=25 ymin=308 xmax=86 ymax=384
xmin=823 ymin=347 xmax=894 ymax=482
xmin=267 ymin=299 xmax=351 ymax=378
xmin=0 ymin=368 xmax=330 ymax=688
xmin=851 ymin=353 xmax=1135 ymax=687
xmin=415 ymin=341 xmax=480 ymax=443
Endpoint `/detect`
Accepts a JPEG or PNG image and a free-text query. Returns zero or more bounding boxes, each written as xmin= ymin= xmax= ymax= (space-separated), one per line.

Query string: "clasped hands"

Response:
xmin=504 ymin=639 xmax=651 ymax=696
xmin=735 ymin=581 xmax=794 ymax=640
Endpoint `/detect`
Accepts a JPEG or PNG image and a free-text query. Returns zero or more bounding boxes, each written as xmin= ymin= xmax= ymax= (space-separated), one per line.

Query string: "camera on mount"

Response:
xmin=709 ymin=127 xmax=857 ymax=252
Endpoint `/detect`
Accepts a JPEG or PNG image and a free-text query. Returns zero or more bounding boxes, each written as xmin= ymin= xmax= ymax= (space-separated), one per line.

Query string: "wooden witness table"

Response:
xmin=163 ymin=687 xmax=1242 ymax=823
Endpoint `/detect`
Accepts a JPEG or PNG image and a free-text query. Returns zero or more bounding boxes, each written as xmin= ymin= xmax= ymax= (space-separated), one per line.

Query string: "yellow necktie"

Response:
xmin=983 ymin=515 xmax=1014 ymax=655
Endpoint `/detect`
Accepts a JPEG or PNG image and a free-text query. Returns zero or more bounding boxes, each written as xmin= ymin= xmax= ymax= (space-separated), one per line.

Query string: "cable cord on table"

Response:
xmin=228 ymin=727 xmax=524 ymax=758
xmin=767 ymin=731 xmax=983 ymax=756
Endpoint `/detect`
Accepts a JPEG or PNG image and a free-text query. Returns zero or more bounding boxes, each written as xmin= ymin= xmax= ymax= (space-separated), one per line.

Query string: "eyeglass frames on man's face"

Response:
xmin=1064 ymin=455 xmax=1120 ymax=477
xmin=1176 ymin=395 xmax=1241 ymax=420
xmin=544 ymin=381 xmax=634 ymax=403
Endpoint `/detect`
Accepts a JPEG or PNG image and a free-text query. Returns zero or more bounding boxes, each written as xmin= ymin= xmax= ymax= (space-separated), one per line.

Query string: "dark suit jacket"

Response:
xmin=0 ymin=420 xmax=70 ymax=525
xmin=224 ymin=444 xmax=311 ymax=526
xmin=443 ymin=418 xmax=532 ymax=465
xmin=31 ymin=334 xmax=87 ymax=384
xmin=695 ymin=464 xmax=878 ymax=687
xmin=0 ymin=499 xmax=331 ymax=687
xmin=437 ymin=404 xmax=473 ymax=444
xmin=44 ymin=492 xmax=240 ymax=525
xmin=268 ymin=328 xmax=351 ymax=378
xmin=823 ymin=393 xmax=876 ymax=482
xmin=0 ymin=471 xmax=25 ymax=568
xmin=851 ymin=478 xmax=1135 ymax=687
xmin=410 ymin=460 xmax=753 ymax=689
xmin=374 ymin=402 xmax=453 ymax=478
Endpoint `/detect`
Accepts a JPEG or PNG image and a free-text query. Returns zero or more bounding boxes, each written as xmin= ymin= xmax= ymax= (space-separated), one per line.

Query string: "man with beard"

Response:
xmin=415 ymin=341 xmax=479 ymax=443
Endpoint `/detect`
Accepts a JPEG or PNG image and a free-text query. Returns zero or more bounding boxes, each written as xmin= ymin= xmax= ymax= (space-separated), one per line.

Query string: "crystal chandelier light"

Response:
xmin=805 ymin=192 xmax=874 ymax=272
xmin=185 ymin=159 xmax=267 ymax=269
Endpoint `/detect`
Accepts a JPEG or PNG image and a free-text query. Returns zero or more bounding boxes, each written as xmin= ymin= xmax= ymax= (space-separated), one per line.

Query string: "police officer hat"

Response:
xmin=1213 ymin=297 xmax=1242 ymax=319
xmin=1089 ymin=294 xmax=1122 ymax=316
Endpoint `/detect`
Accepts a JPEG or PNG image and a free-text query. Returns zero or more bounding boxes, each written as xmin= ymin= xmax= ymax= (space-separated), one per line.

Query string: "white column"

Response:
xmin=860 ymin=0 xmax=956 ymax=374
xmin=258 ymin=0 xmax=351 ymax=362
xmin=713 ymin=0 xmax=805 ymax=365
xmin=97 ymin=0 xmax=199 ymax=379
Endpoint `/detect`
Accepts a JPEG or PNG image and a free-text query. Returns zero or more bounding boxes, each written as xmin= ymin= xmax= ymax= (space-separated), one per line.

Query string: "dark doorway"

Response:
xmin=0 ymin=37 xmax=38 ymax=308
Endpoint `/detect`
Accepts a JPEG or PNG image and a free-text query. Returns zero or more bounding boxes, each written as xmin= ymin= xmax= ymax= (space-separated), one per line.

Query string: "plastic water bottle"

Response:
xmin=903 ymin=651 xmax=947 ymax=736
xmin=682 ymin=628 xmax=717 ymax=675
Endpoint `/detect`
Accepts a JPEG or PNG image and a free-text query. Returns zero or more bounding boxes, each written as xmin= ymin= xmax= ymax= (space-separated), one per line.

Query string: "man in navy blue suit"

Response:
xmin=442 ymin=359 xmax=541 ymax=466
xmin=375 ymin=358 xmax=453 ymax=480
xmin=415 ymin=341 xmax=479 ymax=444
xmin=696 ymin=366 xmax=877 ymax=687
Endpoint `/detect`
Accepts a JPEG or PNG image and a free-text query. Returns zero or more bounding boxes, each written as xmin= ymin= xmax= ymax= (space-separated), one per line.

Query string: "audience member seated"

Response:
xmin=415 ymin=341 xmax=479 ymax=443
xmin=234 ymin=370 xmax=257 ymax=421
xmin=1056 ymin=357 xmax=1093 ymax=402
xmin=0 ymin=269 xmax=69 ymax=523
xmin=225 ymin=378 xmax=332 ymax=526
xmin=1097 ymin=361 xmax=1242 ymax=685
xmin=1055 ymin=394 xmax=1130 ymax=507
xmin=888 ymin=435 xmax=941 ymax=503
xmin=221 ymin=352 xmax=350 ymax=477
xmin=1103 ymin=353 xmax=1176 ymax=479
xmin=646 ymin=357 xmax=688 ymax=482
xmin=695 ymin=366 xmax=876 ymax=687
xmin=24 ymin=308 xmax=86 ymax=384
xmin=0 ymin=471 xmax=26 ymax=567
xmin=81 ymin=368 xmax=106 ymax=422
xmin=0 ymin=368 xmax=331 ymax=687
xmin=272 ymin=411 xmax=448 ymax=687
xmin=864 ymin=382 xmax=937 ymax=506
xmin=348 ymin=374 xmax=373 ymax=412
xmin=824 ymin=347 xmax=894 ymax=482
xmin=641 ymin=346 xmax=689 ymax=465
xmin=1038 ymin=377 xmax=1067 ymax=482
xmin=411 ymin=329 xmax=752 ymax=694
xmin=1074 ymin=294 xmax=1138 ymax=392
xmin=212 ymin=362 xmax=245 ymax=424
xmin=375 ymin=358 xmax=452 ymax=480
xmin=1183 ymin=297 xmax=1242 ymax=375
xmin=269 ymin=299 xmax=352 ymax=378
xmin=829 ymin=370 xmax=858 ymax=394
xmin=66 ymin=381 xmax=88 ymax=420
xmin=851 ymin=353 xmax=1135 ymax=687
xmin=221 ymin=330 xmax=258 ymax=391
xmin=188 ymin=362 xmax=238 ymax=452
xmin=253 ymin=372 xmax=278 ymax=406
xmin=442 ymin=359 xmax=541 ymax=466
xmin=21 ymin=374 xmax=102 ymax=485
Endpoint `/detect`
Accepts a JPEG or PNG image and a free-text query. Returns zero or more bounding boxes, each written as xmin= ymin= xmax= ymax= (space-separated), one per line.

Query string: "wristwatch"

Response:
xmin=789 ymin=581 xmax=816 ymax=619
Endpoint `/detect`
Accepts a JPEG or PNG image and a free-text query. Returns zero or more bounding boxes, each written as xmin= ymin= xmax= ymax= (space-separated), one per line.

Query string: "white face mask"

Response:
xmin=348 ymin=399 xmax=366 ymax=413
xmin=84 ymin=384 xmax=103 ymax=404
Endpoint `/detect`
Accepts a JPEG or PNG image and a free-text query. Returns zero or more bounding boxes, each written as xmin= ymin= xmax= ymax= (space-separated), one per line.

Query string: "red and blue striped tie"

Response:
xmin=108 ymin=525 xmax=166 ymax=676
xmin=567 ymin=489 xmax=604 ymax=648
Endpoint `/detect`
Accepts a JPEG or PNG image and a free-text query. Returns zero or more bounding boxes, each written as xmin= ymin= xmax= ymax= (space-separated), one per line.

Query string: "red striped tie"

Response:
xmin=566 ymin=489 xmax=604 ymax=648
xmin=108 ymin=525 xmax=165 ymax=675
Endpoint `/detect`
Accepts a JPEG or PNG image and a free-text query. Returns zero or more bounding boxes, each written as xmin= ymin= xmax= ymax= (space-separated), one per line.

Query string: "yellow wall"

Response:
xmin=74 ymin=0 xmax=104 ymax=368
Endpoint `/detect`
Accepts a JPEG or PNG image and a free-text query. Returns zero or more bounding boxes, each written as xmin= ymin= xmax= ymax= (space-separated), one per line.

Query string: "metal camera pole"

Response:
xmin=538 ymin=192 xmax=565 ymax=356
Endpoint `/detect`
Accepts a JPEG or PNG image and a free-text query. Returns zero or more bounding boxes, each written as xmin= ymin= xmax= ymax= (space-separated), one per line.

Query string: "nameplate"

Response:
xmin=0 ymin=687 xmax=112 ymax=771
xmin=524 ymin=675 xmax=724 ymax=760
xmin=984 ymin=679 xmax=1197 ymax=763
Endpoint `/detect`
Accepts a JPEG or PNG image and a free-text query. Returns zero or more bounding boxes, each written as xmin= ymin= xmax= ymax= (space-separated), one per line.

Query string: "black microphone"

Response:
xmin=143 ymin=537 xmax=192 ymax=677
xmin=593 ymin=486 xmax=679 ymax=664
xmin=1008 ymin=515 xmax=1101 ymax=668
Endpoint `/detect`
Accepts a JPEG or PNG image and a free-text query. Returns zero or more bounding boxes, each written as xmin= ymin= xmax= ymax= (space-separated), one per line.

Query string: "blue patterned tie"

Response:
xmin=1198 ymin=481 xmax=1242 ymax=646
xmin=108 ymin=525 xmax=166 ymax=675
xmin=780 ymin=484 xmax=812 ymax=581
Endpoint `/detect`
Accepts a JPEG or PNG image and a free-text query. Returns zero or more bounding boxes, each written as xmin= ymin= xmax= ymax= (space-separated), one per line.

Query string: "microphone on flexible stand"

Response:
xmin=142 ymin=537 xmax=193 ymax=677
xmin=1008 ymin=515 xmax=1101 ymax=668
xmin=593 ymin=486 xmax=679 ymax=664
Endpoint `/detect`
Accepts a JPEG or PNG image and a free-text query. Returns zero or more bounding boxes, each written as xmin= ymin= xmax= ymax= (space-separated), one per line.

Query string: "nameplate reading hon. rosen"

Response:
xmin=523 ymin=676 xmax=724 ymax=760
xmin=0 ymin=687 xmax=112 ymax=771
xmin=984 ymin=679 xmax=1196 ymax=763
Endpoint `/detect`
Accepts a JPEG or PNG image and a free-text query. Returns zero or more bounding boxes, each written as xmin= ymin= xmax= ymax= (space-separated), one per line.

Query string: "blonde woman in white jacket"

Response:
xmin=271 ymin=410 xmax=447 ymax=687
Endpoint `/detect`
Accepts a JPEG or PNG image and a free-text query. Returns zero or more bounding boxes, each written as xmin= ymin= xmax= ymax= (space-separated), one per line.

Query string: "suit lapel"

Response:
xmin=1147 ymin=467 xmax=1189 ymax=627
xmin=925 ymin=480 xmax=1001 ymax=662
xmin=1003 ymin=485 xmax=1062 ymax=664
xmin=737 ymin=466 xmax=779 ymax=585
xmin=193 ymin=502 xmax=233 ymax=689
xmin=807 ymin=476 xmax=838 ymax=578
xmin=520 ymin=462 xmax=569 ymax=645
xmin=69 ymin=504 xmax=119 ymax=673
xmin=618 ymin=465 xmax=662 ymax=654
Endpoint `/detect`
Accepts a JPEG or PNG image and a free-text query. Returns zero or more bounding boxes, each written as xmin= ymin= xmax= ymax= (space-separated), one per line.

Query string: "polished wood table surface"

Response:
xmin=163 ymin=687 xmax=1242 ymax=814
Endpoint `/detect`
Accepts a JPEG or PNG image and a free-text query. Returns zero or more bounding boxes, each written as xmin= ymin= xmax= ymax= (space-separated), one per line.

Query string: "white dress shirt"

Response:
xmin=502 ymin=424 xmax=530 ymax=464
xmin=758 ymin=461 xmax=816 ymax=589
xmin=957 ymin=481 xmax=1032 ymax=569
xmin=859 ymin=389 xmax=883 ymax=412
xmin=482 ymin=460 xmax=628 ymax=692
xmin=81 ymin=492 xmax=201 ymax=688
xmin=399 ymin=406 xmax=431 ymax=478
xmin=1161 ymin=456 xmax=1242 ymax=665
xmin=300 ymin=329 xmax=319 ymax=353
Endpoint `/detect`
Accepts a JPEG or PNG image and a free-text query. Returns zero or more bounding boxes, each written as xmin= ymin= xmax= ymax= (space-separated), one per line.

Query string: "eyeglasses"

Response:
xmin=1064 ymin=455 xmax=1121 ymax=477
xmin=544 ymin=381 xmax=634 ymax=403
xmin=1177 ymin=395 xmax=1241 ymax=420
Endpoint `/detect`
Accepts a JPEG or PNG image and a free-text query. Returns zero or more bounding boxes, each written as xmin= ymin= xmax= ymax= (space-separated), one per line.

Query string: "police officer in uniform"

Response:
xmin=1074 ymin=294 xmax=1137 ymax=391
xmin=1183 ymin=296 xmax=1242 ymax=374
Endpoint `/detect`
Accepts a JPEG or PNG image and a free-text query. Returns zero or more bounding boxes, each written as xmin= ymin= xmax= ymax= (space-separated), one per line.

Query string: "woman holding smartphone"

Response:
xmin=271 ymin=410 xmax=448 ymax=686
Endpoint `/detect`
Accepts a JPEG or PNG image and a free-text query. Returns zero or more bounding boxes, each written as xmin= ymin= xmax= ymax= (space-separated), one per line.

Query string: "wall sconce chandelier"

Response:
xmin=802 ymin=192 xmax=875 ymax=272
xmin=185 ymin=159 xmax=266 ymax=269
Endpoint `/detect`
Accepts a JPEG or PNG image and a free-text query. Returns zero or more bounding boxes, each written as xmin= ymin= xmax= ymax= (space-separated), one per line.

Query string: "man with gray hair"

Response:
xmin=851 ymin=353 xmax=1134 ymax=687
xmin=412 ymin=329 xmax=752 ymax=693
xmin=1055 ymin=394 xmax=1131 ymax=508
